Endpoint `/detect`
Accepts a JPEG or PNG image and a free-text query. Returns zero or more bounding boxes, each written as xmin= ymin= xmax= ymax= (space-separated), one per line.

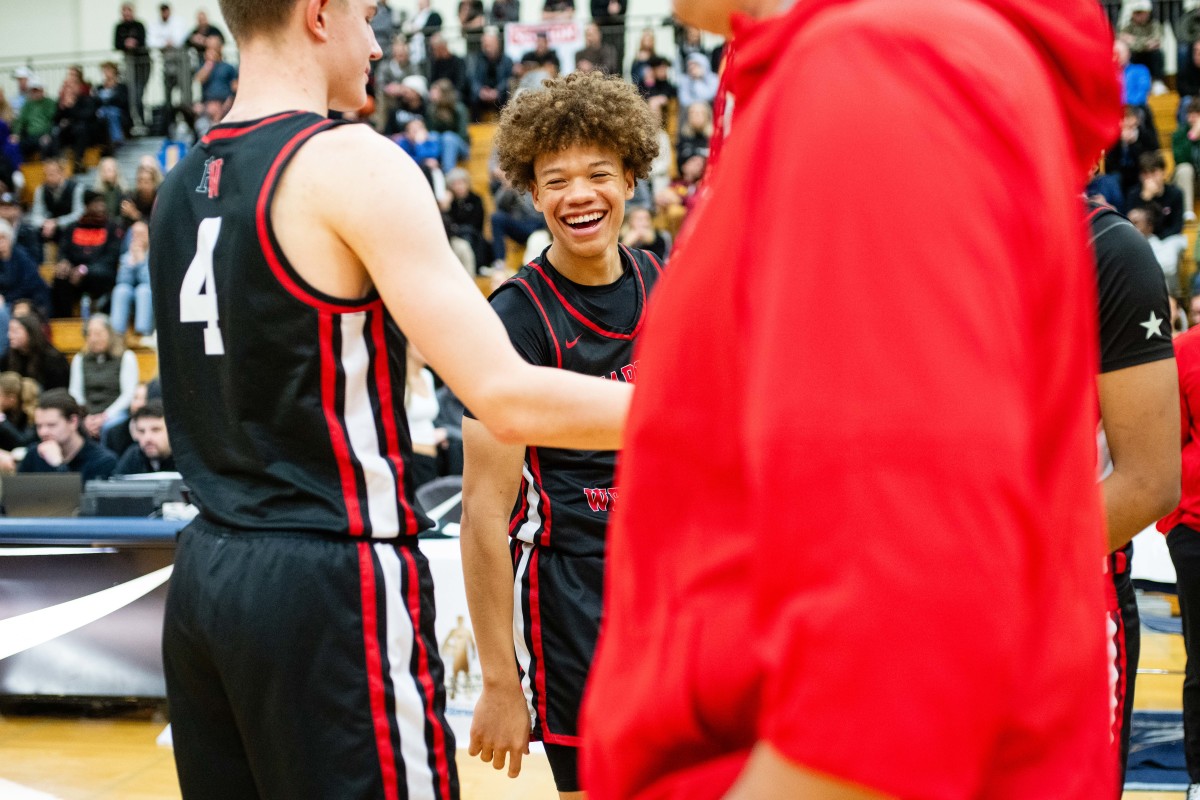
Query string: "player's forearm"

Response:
xmin=478 ymin=364 xmax=631 ymax=451
xmin=1103 ymin=469 xmax=1181 ymax=551
xmin=460 ymin=509 xmax=522 ymax=688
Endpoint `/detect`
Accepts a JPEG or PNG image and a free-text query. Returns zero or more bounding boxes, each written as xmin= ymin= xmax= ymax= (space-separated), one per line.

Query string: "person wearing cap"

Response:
xmin=53 ymin=189 xmax=119 ymax=319
xmin=385 ymin=74 xmax=429 ymax=135
xmin=10 ymin=79 xmax=56 ymax=160
xmin=10 ymin=68 xmax=33 ymax=116
xmin=29 ymin=159 xmax=83 ymax=245
xmin=1121 ymin=0 xmax=1167 ymax=87
xmin=0 ymin=194 xmax=41 ymax=269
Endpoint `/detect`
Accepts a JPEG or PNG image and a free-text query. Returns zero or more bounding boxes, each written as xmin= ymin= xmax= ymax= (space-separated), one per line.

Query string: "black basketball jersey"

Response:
xmin=149 ymin=111 xmax=432 ymax=538
xmin=492 ymin=245 xmax=663 ymax=558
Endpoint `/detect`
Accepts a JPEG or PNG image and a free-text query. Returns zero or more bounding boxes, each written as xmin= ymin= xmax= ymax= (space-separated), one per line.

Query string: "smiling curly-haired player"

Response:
xmin=460 ymin=70 xmax=662 ymax=799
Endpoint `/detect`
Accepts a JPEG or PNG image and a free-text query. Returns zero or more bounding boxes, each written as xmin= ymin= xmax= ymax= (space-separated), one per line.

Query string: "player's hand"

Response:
xmin=468 ymin=683 xmax=531 ymax=778
xmin=37 ymin=440 xmax=64 ymax=468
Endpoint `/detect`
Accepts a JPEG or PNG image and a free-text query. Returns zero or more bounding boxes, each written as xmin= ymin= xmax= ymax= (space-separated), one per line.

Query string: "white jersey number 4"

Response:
xmin=180 ymin=217 xmax=225 ymax=356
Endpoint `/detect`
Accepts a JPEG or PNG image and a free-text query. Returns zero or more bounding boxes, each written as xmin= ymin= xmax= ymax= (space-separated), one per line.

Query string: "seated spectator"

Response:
xmin=1175 ymin=99 xmax=1200 ymax=222
xmin=1179 ymin=47 xmax=1200 ymax=120
xmin=0 ymin=88 xmax=12 ymax=126
xmin=1129 ymin=206 xmax=1184 ymax=293
xmin=426 ymin=33 xmax=469 ymax=101
xmin=53 ymin=190 xmax=120 ymax=318
xmin=620 ymin=205 xmax=671 ymax=262
xmin=425 ymin=79 xmax=471 ymax=167
xmin=395 ymin=117 xmax=447 ymax=188
xmin=19 ymin=388 xmax=117 ymax=481
xmin=0 ymin=371 xmax=38 ymax=451
xmin=1128 ymin=152 xmax=1187 ymax=239
xmin=0 ymin=315 xmax=68 ymax=390
xmin=114 ymin=400 xmax=174 ymax=476
xmin=29 ymin=158 xmax=84 ymax=244
xmin=439 ymin=167 xmax=490 ymax=272
xmin=195 ymin=35 xmax=238 ymax=115
xmin=638 ymin=56 xmax=676 ymax=122
xmin=94 ymin=159 xmax=127 ymax=225
xmin=0 ymin=219 xmax=50 ymax=328
xmin=384 ymin=75 xmax=429 ymax=136
xmin=95 ymin=61 xmax=132 ymax=148
xmin=69 ymin=313 xmax=139 ymax=441
xmin=1105 ymin=105 xmax=1159 ymax=196
xmin=378 ymin=36 xmax=420 ymax=128
xmin=103 ymin=380 xmax=147 ymax=456
xmin=490 ymin=175 xmax=546 ymax=270
xmin=577 ymin=22 xmax=619 ymax=75
xmin=0 ymin=193 xmax=42 ymax=267
xmin=522 ymin=34 xmax=562 ymax=73
xmin=120 ymin=162 xmax=162 ymax=229
xmin=676 ymin=24 xmax=708 ymax=66
xmin=1121 ymin=0 xmax=1167 ymax=88
xmin=630 ymin=28 xmax=661 ymax=85
xmin=51 ymin=82 xmax=101 ymax=171
xmin=468 ymin=29 xmax=513 ymax=121
xmin=655 ymin=151 xmax=706 ymax=233
xmin=676 ymin=101 xmax=712 ymax=163
xmin=111 ymin=221 xmax=153 ymax=337
xmin=516 ymin=54 xmax=559 ymax=92
xmin=10 ymin=80 xmax=56 ymax=160
xmin=677 ymin=53 xmax=718 ymax=112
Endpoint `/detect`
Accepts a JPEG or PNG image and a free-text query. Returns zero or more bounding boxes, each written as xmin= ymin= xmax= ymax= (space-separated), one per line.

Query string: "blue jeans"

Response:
xmin=111 ymin=260 xmax=153 ymax=335
xmin=490 ymin=212 xmax=544 ymax=263
xmin=97 ymin=106 xmax=125 ymax=146
xmin=433 ymin=132 xmax=469 ymax=174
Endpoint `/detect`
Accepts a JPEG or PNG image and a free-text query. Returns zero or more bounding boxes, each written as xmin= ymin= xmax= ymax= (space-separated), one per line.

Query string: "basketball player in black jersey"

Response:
xmin=459 ymin=72 xmax=662 ymax=799
xmin=150 ymin=2 xmax=634 ymax=799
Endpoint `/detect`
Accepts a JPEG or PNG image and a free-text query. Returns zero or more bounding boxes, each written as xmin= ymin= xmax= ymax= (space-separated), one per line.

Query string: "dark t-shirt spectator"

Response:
xmin=114 ymin=443 xmax=176 ymax=476
xmin=0 ymin=246 xmax=50 ymax=313
xmin=114 ymin=19 xmax=148 ymax=55
xmin=20 ymin=437 xmax=117 ymax=481
xmin=1127 ymin=183 xmax=1187 ymax=238
xmin=0 ymin=345 xmax=69 ymax=391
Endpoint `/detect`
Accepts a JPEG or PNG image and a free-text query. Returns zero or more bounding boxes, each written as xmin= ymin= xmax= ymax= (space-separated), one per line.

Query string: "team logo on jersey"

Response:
xmin=196 ymin=157 xmax=225 ymax=199
xmin=584 ymin=487 xmax=617 ymax=513
xmin=607 ymin=360 xmax=640 ymax=383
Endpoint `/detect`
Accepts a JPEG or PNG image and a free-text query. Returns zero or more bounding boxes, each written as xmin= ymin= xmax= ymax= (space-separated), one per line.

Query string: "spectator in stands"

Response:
xmin=426 ymin=33 xmax=470 ymax=100
xmin=111 ymin=221 xmax=153 ymax=338
xmin=96 ymin=62 xmax=132 ymax=149
xmin=1116 ymin=39 xmax=1152 ymax=110
xmin=114 ymin=3 xmax=149 ymax=128
xmin=114 ymin=400 xmax=174 ymax=476
xmin=490 ymin=174 xmax=546 ymax=270
xmin=57 ymin=66 xmax=91 ymax=103
xmin=516 ymin=53 xmax=557 ymax=92
xmin=677 ymin=53 xmax=718 ymax=112
xmin=1106 ymin=105 xmax=1159 ymax=196
xmin=1129 ymin=206 xmax=1184 ymax=293
xmin=195 ymin=35 xmax=239 ymax=125
xmin=103 ymin=380 xmax=147 ymax=458
xmin=0 ymin=90 xmax=12 ymax=126
xmin=655 ymin=151 xmax=706 ymax=225
xmin=0 ymin=219 xmax=50 ymax=326
xmin=577 ymin=22 xmax=619 ymax=75
xmin=402 ymin=0 xmax=443 ymax=66
xmin=1121 ymin=0 xmax=1167 ymax=89
xmin=620 ymin=205 xmax=671 ymax=262
xmin=591 ymin=0 xmax=627 ymax=70
xmin=425 ymin=78 xmax=471 ymax=169
xmin=0 ymin=193 xmax=41 ymax=267
xmin=187 ymin=10 xmax=225 ymax=60
xmin=19 ymin=388 xmax=116 ymax=480
xmin=676 ymin=100 xmax=712 ymax=163
xmin=638 ymin=56 xmax=676 ymax=122
xmin=120 ymin=162 xmax=161 ymax=229
xmin=1 ymin=315 xmax=68 ymax=391
xmin=69 ymin=313 xmax=139 ymax=441
xmin=378 ymin=36 xmax=419 ymax=126
xmin=1175 ymin=100 xmax=1200 ymax=222
xmin=1129 ymin=152 xmax=1187 ymax=239
xmin=29 ymin=159 xmax=84 ymax=245
xmin=10 ymin=67 xmax=34 ymax=116
xmin=147 ymin=3 xmax=190 ymax=115
xmin=1180 ymin=46 xmax=1200 ymax=121
xmin=439 ymin=167 xmax=490 ymax=272
xmin=629 ymin=28 xmax=660 ymax=85
xmin=385 ymin=75 xmax=429 ymax=135
xmin=93 ymin=158 xmax=127 ymax=222
xmin=459 ymin=0 xmax=487 ymax=53
xmin=0 ymin=371 xmax=38 ymax=451
xmin=522 ymin=33 xmax=562 ymax=73
xmin=371 ymin=0 xmax=397 ymax=54
xmin=405 ymin=343 xmax=444 ymax=488
xmin=490 ymin=0 xmax=521 ymax=28
xmin=51 ymin=81 xmax=101 ymax=170
xmin=542 ymin=0 xmax=575 ymax=21
xmin=468 ymin=29 xmax=513 ymax=120
xmin=53 ymin=190 xmax=120 ymax=319
xmin=10 ymin=80 xmax=56 ymax=160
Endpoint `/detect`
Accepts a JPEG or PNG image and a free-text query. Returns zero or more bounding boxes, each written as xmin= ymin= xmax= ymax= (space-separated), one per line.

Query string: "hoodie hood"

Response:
xmin=725 ymin=0 xmax=1119 ymax=178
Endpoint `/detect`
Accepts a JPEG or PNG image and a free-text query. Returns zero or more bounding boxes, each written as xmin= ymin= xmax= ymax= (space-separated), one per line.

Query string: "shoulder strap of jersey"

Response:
xmin=1085 ymin=198 xmax=1130 ymax=248
xmin=491 ymin=271 xmax=563 ymax=369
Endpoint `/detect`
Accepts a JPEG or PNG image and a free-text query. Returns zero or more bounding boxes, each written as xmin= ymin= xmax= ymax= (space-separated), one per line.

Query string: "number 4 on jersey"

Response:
xmin=180 ymin=217 xmax=225 ymax=356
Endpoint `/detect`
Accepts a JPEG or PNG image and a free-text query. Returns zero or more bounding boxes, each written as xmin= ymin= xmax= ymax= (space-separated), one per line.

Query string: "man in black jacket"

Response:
xmin=53 ymin=190 xmax=120 ymax=318
xmin=113 ymin=2 xmax=150 ymax=128
xmin=115 ymin=401 xmax=176 ymax=476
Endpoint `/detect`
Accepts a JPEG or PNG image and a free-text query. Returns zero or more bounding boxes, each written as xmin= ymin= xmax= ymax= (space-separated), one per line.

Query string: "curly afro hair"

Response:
xmin=494 ymin=71 xmax=660 ymax=191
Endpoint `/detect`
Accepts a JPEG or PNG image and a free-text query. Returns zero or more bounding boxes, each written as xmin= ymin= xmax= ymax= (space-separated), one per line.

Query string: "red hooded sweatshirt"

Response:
xmin=581 ymin=1 xmax=1120 ymax=799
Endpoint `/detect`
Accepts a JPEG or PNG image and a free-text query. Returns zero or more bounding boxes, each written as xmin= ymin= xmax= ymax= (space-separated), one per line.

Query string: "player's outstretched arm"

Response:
xmin=309 ymin=125 xmax=630 ymax=450
xmin=723 ymin=744 xmax=892 ymax=800
xmin=460 ymin=417 xmax=531 ymax=778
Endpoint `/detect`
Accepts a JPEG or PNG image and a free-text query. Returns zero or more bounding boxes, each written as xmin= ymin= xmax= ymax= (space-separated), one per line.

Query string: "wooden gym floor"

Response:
xmin=0 ymin=613 xmax=1189 ymax=798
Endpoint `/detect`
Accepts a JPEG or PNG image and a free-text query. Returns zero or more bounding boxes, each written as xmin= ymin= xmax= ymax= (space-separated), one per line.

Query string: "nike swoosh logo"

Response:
xmin=566 ymin=335 xmax=582 ymax=349
xmin=0 ymin=565 xmax=173 ymax=661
